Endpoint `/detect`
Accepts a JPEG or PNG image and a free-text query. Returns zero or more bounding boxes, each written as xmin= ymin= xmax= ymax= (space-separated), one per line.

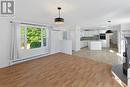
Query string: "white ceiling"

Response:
xmin=15 ymin=0 xmax=130 ymax=28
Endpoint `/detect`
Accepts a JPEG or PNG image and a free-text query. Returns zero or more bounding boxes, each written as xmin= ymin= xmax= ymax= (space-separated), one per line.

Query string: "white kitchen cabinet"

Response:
xmin=81 ymin=30 xmax=99 ymax=37
xmin=88 ymin=41 xmax=102 ymax=50
xmin=80 ymin=40 xmax=107 ymax=48
xmin=121 ymin=23 xmax=130 ymax=30
xmin=101 ymin=40 xmax=107 ymax=48
xmin=80 ymin=41 xmax=88 ymax=48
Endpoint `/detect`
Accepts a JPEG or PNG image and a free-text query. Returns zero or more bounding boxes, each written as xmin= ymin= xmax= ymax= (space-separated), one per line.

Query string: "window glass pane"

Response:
xmin=20 ymin=26 xmax=48 ymax=50
xmin=20 ymin=26 xmax=25 ymax=49
xmin=27 ymin=27 xmax=41 ymax=49
xmin=42 ymin=28 xmax=47 ymax=46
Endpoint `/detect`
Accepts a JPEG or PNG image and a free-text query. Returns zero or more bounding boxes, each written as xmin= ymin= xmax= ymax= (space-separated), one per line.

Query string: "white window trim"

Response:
xmin=17 ymin=24 xmax=49 ymax=60
xmin=18 ymin=24 xmax=49 ymax=51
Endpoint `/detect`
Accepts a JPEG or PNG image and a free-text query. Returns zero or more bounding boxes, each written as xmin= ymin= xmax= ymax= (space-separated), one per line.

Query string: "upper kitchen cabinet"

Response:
xmin=121 ymin=23 xmax=130 ymax=30
xmin=80 ymin=30 xmax=99 ymax=37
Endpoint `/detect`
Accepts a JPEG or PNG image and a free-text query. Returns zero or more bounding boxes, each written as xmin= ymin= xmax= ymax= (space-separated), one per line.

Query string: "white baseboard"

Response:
xmin=10 ymin=53 xmax=50 ymax=66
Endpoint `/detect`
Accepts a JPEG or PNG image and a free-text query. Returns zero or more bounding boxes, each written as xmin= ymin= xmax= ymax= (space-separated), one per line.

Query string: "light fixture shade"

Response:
xmin=55 ymin=18 xmax=64 ymax=25
xmin=106 ymin=30 xmax=113 ymax=33
xmin=55 ymin=18 xmax=64 ymax=22
xmin=54 ymin=7 xmax=64 ymax=25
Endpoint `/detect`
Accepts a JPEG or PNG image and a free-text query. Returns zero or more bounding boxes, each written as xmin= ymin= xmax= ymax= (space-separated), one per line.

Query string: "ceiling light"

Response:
xmin=107 ymin=21 xmax=111 ymax=23
xmin=55 ymin=7 xmax=64 ymax=25
xmin=106 ymin=30 xmax=113 ymax=33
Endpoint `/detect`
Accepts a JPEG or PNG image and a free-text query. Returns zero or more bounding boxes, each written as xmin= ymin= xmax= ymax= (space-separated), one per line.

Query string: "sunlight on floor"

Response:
xmin=109 ymin=50 xmax=122 ymax=57
xmin=116 ymin=53 xmax=122 ymax=57
xmin=109 ymin=50 xmax=114 ymax=53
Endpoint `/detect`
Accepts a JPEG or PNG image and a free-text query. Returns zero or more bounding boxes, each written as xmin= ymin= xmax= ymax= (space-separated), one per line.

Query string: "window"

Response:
xmin=20 ymin=25 xmax=48 ymax=49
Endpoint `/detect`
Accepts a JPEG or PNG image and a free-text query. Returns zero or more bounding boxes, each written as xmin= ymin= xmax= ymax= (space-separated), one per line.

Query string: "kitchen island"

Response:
xmin=88 ymin=40 xmax=102 ymax=50
xmin=80 ymin=40 xmax=102 ymax=50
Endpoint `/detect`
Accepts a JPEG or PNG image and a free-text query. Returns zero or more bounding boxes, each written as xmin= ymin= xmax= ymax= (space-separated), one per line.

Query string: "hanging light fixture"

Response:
xmin=106 ymin=30 xmax=113 ymax=33
xmin=55 ymin=7 xmax=64 ymax=25
xmin=105 ymin=21 xmax=113 ymax=34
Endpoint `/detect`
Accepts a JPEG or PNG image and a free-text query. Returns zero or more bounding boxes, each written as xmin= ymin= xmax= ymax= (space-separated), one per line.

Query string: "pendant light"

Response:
xmin=55 ymin=7 xmax=64 ymax=25
xmin=106 ymin=30 xmax=113 ymax=33
xmin=106 ymin=21 xmax=113 ymax=34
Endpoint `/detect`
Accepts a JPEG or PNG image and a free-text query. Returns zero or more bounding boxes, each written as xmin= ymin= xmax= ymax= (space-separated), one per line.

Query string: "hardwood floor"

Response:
xmin=73 ymin=47 xmax=127 ymax=84
xmin=0 ymin=53 xmax=125 ymax=87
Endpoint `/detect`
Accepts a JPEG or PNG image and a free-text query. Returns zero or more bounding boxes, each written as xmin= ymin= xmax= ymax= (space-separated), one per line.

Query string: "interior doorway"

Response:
xmin=110 ymin=30 xmax=118 ymax=49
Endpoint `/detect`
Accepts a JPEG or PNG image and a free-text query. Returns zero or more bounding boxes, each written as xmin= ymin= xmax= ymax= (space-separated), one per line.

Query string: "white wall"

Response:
xmin=0 ymin=19 xmax=53 ymax=68
xmin=0 ymin=18 xmax=12 ymax=68
xmin=111 ymin=31 xmax=118 ymax=44
xmin=120 ymin=23 xmax=130 ymax=56
xmin=50 ymin=30 xmax=72 ymax=55
xmin=60 ymin=40 xmax=72 ymax=55
xmin=67 ymin=25 xmax=80 ymax=51
xmin=0 ymin=0 xmax=57 ymax=68
xmin=0 ymin=0 xmax=129 ymax=68
xmin=113 ymin=24 xmax=130 ymax=58
xmin=50 ymin=30 xmax=63 ymax=54
xmin=0 ymin=0 xmax=54 ymax=68
xmin=109 ymin=25 xmax=121 ymax=53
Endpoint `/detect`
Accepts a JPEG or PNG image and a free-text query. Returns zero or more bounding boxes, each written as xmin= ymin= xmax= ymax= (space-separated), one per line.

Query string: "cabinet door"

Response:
xmin=121 ymin=24 xmax=130 ymax=30
xmin=88 ymin=31 xmax=99 ymax=37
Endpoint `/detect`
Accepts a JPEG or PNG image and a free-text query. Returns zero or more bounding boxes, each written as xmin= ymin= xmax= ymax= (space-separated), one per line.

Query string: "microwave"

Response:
xmin=100 ymin=34 xmax=106 ymax=40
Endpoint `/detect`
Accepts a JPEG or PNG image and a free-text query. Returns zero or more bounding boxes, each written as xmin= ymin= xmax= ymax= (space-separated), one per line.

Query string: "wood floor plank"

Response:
xmin=0 ymin=53 xmax=126 ymax=87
